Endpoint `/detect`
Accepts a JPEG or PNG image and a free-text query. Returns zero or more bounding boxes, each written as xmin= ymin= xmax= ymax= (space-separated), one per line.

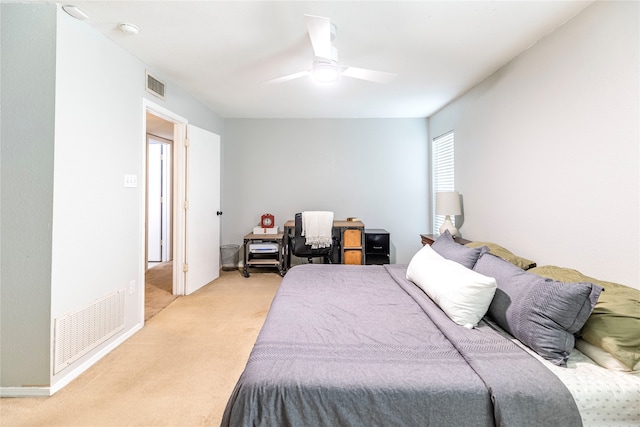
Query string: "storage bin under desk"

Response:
xmin=342 ymin=228 xmax=363 ymax=265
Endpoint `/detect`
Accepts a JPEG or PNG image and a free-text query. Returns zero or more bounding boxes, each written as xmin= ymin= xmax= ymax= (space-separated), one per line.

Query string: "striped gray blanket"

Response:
xmin=222 ymin=264 xmax=581 ymax=427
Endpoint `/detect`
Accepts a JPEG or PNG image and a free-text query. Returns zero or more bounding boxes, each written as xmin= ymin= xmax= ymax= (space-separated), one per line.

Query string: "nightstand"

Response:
xmin=420 ymin=233 xmax=471 ymax=246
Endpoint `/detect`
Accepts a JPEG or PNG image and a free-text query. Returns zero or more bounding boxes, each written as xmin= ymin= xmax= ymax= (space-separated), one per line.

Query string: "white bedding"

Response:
xmin=544 ymin=347 xmax=640 ymax=427
xmin=485 ymin=318 xmax=640 ymax=426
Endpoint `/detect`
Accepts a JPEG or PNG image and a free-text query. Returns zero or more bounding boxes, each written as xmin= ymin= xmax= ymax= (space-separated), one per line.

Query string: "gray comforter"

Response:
xmin=221 ymin=264 xmax=582 ymax=427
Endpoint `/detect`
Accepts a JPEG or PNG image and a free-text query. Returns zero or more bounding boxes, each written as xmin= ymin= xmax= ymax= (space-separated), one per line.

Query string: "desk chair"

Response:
xmin=291 ymin=212 xmax=334 ymax=264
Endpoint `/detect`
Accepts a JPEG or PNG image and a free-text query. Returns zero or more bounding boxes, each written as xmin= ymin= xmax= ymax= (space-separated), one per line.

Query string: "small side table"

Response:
xmin=420 ymin=233 xmax=471 ymax=246
xmin=242 ymin=232 xmax=285 ymax=278
xmin=365 ymin=229 xmax=390 ymax=265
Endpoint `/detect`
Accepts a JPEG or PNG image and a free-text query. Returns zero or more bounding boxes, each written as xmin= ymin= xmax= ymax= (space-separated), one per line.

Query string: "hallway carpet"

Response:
xmin=145 ymin=261 xmax=178 ymax=321
xmin=1 ymin=270 xmax=282 ymax=426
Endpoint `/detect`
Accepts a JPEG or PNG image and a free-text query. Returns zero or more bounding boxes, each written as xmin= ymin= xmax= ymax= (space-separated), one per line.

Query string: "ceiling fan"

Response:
xmin=267 ymin=14 xmax=397 ymax=85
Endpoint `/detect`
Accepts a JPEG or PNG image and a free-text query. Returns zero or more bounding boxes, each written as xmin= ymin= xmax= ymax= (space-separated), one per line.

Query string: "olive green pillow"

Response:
xmin=465 ymin=241 xmax=536 ymax=270
xmin=530 ymin=265 xmax=640 ymax=370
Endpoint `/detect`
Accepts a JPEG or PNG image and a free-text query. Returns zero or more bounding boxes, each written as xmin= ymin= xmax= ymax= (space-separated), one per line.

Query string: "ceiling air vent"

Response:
xmin=146 ymin=71 xmax=166 ymax=100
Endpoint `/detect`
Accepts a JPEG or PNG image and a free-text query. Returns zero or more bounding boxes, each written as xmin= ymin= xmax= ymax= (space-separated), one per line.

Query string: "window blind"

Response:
xmin=432 ymin=131 xmax=455 ymax=233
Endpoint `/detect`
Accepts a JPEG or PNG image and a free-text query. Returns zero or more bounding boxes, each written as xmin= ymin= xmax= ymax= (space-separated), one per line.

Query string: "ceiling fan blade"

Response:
xmin=304 ymin=14 xmax=332 ymax=59
xmin=265 ymin=70 xmax=310 ymax=84
xmin=341 ymin=66 xmax=397 ymax=84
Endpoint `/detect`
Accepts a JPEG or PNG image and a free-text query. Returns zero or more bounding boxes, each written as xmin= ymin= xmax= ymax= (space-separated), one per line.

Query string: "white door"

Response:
xmin=148 ymin=142 xmax=163 ymax=262
xmin=148 ymin=140 xmax=171 ymax=263
xmin=160 ymin=143 xmax=171 ymax=262
xmin=185 ymin=125 xmax=221 ymax=295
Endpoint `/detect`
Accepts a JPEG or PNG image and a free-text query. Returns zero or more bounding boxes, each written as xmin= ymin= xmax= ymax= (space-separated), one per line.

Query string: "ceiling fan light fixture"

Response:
xmin=267 ymin=14 xmax=396 ymax=86
xmin=311 ymin=60 xmax=340 ymax=83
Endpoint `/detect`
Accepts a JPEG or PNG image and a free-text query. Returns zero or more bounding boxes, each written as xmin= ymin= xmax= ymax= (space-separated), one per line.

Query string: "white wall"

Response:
xmin=429 ymin=0 xmax=639 ymax=288
xmin=49 ymin=6 xmax=224 ymax=390
xmin=222 ymin=119 xmax=429 ymax=264
xmin=1 ymin=3 xmax=224 ymax=392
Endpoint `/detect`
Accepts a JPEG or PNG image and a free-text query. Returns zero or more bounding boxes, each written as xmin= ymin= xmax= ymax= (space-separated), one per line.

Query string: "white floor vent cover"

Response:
xmin=54 ymin=289 xmax=125 ymax=374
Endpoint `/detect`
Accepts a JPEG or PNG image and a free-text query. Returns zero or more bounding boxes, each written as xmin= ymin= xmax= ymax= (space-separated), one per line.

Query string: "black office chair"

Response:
xmin=291 ymin=212 xmax=334 ymax=264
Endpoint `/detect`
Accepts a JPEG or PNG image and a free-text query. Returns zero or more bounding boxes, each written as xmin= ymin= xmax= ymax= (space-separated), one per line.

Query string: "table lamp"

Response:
xmin=436 ymin=191 xmax=461 ymax=237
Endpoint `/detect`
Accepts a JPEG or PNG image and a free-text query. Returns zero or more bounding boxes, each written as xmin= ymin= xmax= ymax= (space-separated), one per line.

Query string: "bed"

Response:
xmin=222 ymin=233 xmax=640 ymax=427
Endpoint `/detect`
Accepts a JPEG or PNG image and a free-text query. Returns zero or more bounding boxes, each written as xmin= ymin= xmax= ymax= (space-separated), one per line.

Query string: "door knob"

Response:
xmin=216 ymin=211 xmax=223 ymax=216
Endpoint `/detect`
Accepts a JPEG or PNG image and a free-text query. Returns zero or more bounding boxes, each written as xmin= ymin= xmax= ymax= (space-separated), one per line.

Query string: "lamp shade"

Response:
xmin=436 ymin=191 xmax=461 ymax=216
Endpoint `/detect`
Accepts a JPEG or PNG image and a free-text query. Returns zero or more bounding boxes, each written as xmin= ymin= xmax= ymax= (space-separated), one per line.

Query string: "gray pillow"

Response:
xmin=431 ymin=230 xmax=486 ymax=269
xmin=473 ymin=253 xmax=603 ymax=366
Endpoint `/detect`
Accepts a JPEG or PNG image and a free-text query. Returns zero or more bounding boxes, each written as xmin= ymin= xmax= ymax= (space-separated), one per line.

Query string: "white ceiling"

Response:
xmin=61 ymin=1 xmax=592 ymax=119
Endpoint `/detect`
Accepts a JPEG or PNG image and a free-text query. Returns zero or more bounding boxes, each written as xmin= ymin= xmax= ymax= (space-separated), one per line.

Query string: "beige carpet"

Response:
xmin=1 ymin=270 xmax=282 ymax=427
xmin=145 ymin=261 xmax=178 ymax=321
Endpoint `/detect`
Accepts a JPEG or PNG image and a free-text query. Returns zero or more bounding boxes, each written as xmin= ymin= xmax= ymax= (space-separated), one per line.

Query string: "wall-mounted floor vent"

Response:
xmin=54 ymin=289 xmax=125 ymax=374
xmin=146 ymin=71 xmax=166 ymax=100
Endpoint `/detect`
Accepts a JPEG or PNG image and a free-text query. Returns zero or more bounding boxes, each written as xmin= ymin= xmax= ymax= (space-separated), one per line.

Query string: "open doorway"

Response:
xmin=145 ymin=112 xmax=177 ymax=320
xmin=140 ymin=100 xmax=220 ymax=321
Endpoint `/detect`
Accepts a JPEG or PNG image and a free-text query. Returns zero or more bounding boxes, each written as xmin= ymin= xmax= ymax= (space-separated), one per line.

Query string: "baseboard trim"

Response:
xmin=0 ymin=386 xmax=51 ymax=397
xmin=1 ymin=321 xmax=143 ymax=398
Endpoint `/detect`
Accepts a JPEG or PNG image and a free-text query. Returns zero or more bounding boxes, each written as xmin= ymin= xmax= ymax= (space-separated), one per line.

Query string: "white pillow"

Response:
xmin=406 ymin=244 xmax=497 ymax=328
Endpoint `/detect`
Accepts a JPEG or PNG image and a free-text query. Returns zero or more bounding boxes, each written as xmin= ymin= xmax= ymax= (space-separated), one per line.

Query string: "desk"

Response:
xmin=283 ymin=220 xmax=365 ymax=271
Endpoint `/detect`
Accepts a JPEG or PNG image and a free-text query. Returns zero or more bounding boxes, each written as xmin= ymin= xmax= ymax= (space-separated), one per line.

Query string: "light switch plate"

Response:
xmin=124 ymin=174 xmax=137 ymax=188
